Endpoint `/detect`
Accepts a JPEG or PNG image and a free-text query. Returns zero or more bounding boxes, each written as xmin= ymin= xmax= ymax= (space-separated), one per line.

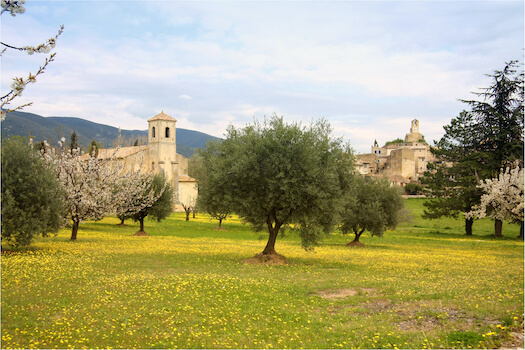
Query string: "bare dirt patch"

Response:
xmin=361 ymin=299 xmax=392 ymax=312
xmin=388 ymin=301 xmax=501 ymax=332
xmin=243 ymin=252 xmax=288 ymax=265
xmin=346 ymin=241 xmax=365 ymax=247
xmin=396 ymin=317 xmax=444 ymax=332
xmin=500 ymin=330 xmax=524 ymax=349
xmin=132 ymin=231 xmax=149 ymax=236
xmin=318 ymin=289 xmax=359 ymax=299
xmin=361 ymin=288 xmax=379 ymax=295
xmin=318 ymin=287 xmax=379 ymax=300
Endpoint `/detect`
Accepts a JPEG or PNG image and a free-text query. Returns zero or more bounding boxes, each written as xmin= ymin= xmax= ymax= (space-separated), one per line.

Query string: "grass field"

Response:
xmin=1 ymin=198 xmax=523 ymax=349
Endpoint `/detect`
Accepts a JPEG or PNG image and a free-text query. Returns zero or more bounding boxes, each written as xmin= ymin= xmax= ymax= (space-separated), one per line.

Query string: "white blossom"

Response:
xmin=43 ymin=142 xmax=166 ymax=239
xmin=466 ymin=166 xmax=524 ymax=223
xmin=112 ymin=151 xmax=166 ymax=220
xmin=1 ymin=0 xmax=25 ymax=16
xmin=1 ymin=3 xmax=63 ymax=119
xmin=43 ymin=144 xmax=123 ymax=239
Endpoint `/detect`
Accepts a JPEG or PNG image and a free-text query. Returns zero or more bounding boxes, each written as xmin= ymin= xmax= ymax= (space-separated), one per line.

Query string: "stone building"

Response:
xmin=92 ymin=111 xmax=198 ymax=209
xmin=355 ymin=119 xmax=435 ymax=184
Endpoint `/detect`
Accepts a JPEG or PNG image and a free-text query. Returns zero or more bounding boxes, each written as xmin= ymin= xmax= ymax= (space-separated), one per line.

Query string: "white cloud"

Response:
xmin=3 ymin=1 xmax=523 ymax=153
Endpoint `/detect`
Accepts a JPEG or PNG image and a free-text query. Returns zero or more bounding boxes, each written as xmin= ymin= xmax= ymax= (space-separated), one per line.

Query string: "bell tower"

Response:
xmin=410 ymin=119 xmax=419 ymax=134
xmin=147 ymin=111 xmax=178 ymax=198
xmin=404 ymin=119 xmax=424 ymax=143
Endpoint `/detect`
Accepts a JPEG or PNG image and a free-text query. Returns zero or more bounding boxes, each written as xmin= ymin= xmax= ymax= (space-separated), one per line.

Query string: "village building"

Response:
xmin=355 ymin=119 xmax=435 ymax=185
xmin=92 ymin=111 xmax=198 ymax=210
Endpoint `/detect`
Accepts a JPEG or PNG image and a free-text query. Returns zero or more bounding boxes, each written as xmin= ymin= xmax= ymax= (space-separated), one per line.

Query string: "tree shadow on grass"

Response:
xmin=407 ymin=230 xmax=522 ymax=242
xmin=75 ymin=221 xmax=139 ymax=234
xmin=321 ymin=242 xmax=396 ymax=251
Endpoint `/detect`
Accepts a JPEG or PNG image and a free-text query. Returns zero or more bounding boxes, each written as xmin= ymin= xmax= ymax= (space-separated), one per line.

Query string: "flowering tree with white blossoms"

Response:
xmin=131 ymin=173 xmax=173 ymax=236
xmin=1 ymin=0 xmax=64 ymax=120
xmin=44 ymin=140 xmax=122 ymax=240
xmin=467 ymin=166 xmax=524 ymax=238
xmin=45 ymin=139 xmax=168 ymax=240
xmin=112 ymin=155 xmax=166 ymax=229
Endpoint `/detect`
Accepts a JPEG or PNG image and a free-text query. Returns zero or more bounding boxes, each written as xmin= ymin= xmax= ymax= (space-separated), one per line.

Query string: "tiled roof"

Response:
xmin=179 ymin=175 xmax=197 ymax=182
xmin=83 ymin=145 xmax=149 ymax=159
xmin=368 ymin=173 xmax=410 ymax=183
xmin=388 ymin=174 xmax=410 ymax=183
xmin=147 ymin=111 xmax=177 ymax=122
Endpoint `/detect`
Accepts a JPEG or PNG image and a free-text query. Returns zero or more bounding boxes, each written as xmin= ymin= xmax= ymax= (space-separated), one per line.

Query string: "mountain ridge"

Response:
xmin=1 ymin=111 xmax=220 ymax=158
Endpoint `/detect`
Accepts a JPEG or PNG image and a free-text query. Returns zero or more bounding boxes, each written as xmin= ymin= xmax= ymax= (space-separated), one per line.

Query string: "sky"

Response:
xmin=1 ymin=0 xmax=523 ymax=154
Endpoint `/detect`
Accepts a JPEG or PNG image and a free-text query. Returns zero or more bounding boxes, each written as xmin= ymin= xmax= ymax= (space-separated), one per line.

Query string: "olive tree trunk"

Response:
xmin=262 ymin=212 xmax=283 ymax=255
xmin=353 ymin=229 xmax=365 ymax=243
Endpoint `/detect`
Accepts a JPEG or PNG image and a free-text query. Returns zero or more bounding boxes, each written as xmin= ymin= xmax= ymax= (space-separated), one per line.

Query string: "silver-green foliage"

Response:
xmin=194 ymin=145 xmax=233 ymax=227
xmin=1 ymin=137 xmax=66 ymax=247
xmin=340 ymin=176 xmax=404 ymax=243
xmin=199 ymin=115 xmax=355 ymax=254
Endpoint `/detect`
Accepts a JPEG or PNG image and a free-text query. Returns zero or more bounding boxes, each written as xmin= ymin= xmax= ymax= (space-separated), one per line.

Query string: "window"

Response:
xmin=152 ymin=127 xmax=156 ymax=138
xmin=165 ymin=127 xmax=170 ymax=138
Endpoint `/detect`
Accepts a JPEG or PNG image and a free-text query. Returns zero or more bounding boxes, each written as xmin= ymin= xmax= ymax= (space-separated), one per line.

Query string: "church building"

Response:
xmin=355 ymin=119 xmax=436 ymax=185
xmin=94 ymin=111 xmax=198 ymax=209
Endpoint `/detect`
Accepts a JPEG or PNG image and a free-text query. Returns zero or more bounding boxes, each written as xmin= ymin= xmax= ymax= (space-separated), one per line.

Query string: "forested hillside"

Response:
xmin=1 ymin=111 xmax=220 ymax=158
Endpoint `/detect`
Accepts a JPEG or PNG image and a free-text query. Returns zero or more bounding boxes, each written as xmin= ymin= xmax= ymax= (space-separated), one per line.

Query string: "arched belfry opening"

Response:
xmin=152 ymin=127 xmax=156 ymax=138
xmin=165 ymin=127 xmax=170 ymax=138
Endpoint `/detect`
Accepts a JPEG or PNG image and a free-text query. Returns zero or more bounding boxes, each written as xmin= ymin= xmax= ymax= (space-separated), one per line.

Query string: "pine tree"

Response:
xmin=422 ymin=61 xmax=524 ymax=236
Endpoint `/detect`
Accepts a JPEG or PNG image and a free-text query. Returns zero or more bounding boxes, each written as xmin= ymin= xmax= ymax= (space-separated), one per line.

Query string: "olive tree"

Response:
xmin=1 ymin=137 xmax=65 ymax=247
xmin=194 ymin=143 xmax=233 ymax=230
xmin=198 ymin=115 xmax=354 ymax=258
xmin=339 ymin=176 xmax=404 ymax=246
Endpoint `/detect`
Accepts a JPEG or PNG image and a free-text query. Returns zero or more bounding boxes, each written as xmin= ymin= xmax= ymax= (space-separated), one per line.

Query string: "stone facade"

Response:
xmin=355 ymin=119 xmax=435 ymax=184
xmin=93 ymin=111 xmax=198 ymax=210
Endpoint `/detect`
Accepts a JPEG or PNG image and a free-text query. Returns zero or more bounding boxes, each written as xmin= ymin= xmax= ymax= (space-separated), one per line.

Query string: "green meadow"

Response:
xmin=1 ymin=199 xmax=523 ymax=349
